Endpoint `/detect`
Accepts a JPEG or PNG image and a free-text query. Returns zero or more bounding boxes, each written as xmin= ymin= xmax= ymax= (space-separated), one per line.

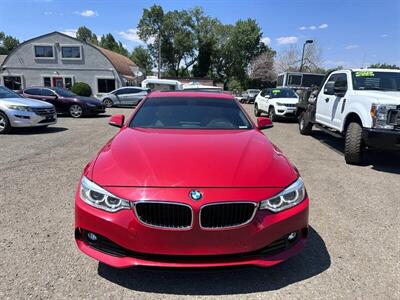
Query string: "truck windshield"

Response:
xmin=0 ymin=86 xmax=22 ymax=99
xmin=130 ymin=97 xmax=252 ymax=129
xmin=352 ymin=71 xmax=400 ymax=91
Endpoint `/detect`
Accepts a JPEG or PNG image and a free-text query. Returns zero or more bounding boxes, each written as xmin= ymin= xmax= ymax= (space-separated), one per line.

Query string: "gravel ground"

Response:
xmin=0 ymin=104 xmax=399 ymax=299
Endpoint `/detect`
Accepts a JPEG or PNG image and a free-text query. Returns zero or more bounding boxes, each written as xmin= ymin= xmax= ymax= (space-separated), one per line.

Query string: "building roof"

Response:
xmin=94 ymin=45 xmax=137 ymax=78
xmin=0 ymin=55 xmax=7 ymax=66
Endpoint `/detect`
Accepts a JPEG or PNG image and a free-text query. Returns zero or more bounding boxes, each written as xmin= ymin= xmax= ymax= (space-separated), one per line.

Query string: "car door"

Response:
xmin=126 ymin=88 xmax=147 ymax=105
xmin=114 ymin=88 xmax=132 ymax=105
xmin=41 ymin=88 xmax=63 ymax=112
xmin=23 ymin=88 xmax=43 ymax=101
xmin=316 ymin=73 xmax=348 ymax=130
xmin=258 ymin=89 xmax=268 ymax=111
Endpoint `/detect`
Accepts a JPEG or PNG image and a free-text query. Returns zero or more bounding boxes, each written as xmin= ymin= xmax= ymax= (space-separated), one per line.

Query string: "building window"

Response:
xmin=3 ymin=76 xmax=22 ymax=90
xmin=34 ymin=45 xmax=54 ymax=58
xmin=43 ymin=77 xmax=51 ymax=87
xmin=97 ymin=79 xmax=116 ymax=93
xmin=61 ymin=46 xmax=81 ymax=59
xmin=64 ymin=77 xmax=73 ymax=90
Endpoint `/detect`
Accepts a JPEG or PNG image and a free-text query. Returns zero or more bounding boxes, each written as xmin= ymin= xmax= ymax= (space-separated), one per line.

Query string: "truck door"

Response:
xmin=316 ymin=73 xmax=347 ymax=130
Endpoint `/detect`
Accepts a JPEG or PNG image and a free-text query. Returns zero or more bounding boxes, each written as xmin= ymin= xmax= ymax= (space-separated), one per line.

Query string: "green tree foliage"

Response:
xmin=369 ymin=63 xmax=399 ymax=70
xmin=0 ymin=32 xmax=20 ymax=55
xmin=130 ymin=46 xmax=153 ymax=76
xmin=76 ymin=26 xmax=98 ymax=45
xmin=71 ymin=82 xmax=92 ymax=96
xmin=99 ymin=33 xmax=129 ymax=56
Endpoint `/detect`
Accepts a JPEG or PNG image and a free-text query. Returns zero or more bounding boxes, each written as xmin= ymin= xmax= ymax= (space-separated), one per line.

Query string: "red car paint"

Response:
xmin=75 ymin=91 xmax=309 ymax=268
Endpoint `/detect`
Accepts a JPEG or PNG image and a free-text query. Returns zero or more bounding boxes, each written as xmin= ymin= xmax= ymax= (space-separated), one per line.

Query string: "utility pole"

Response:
xmin=158 ymin=31 xmax=161 ymax=79
xmin=300 ymin=40 xmax=313 ymax=71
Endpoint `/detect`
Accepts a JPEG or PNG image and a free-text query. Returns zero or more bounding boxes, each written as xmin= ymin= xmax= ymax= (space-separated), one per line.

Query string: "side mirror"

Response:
xmin=324 ymin=81 xmax=335 ymax=95
xmin=257 ymin=117 xmax=273 ymax=129
xmin=109 ymin=114 xmax=125 ymax=128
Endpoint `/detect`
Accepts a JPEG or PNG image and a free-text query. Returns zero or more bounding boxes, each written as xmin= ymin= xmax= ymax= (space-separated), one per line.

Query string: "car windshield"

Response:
xmin=270 ymin=88 xmax=297 ymax=98
xmin=130 ymin=97 xmax=252 ymax=129
xmin=352 ymin=71 xmax=400 ymax=91
xmin=0 ymin=86 xmax=22 ymax=99
xmin=52 ymin=87 xmax=77 ymax=97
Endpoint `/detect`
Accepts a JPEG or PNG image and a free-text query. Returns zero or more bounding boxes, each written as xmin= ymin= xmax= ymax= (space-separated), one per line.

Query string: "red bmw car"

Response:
xmin=75 ymin=91 xmax=309 ymax=268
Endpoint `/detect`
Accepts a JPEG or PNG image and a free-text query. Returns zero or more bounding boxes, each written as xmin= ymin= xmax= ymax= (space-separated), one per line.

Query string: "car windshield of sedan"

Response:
xmin=130 ymin=97 xmax=252 ymax=129
xmin=52 ymin=87 xmax=77 ymax=97
xmin=0 ymin=86 xmax=22 ymax=98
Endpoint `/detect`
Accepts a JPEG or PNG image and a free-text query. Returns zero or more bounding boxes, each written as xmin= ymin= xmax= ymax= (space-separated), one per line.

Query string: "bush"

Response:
xmin=71 ymin=82 xmax=92 ymax=97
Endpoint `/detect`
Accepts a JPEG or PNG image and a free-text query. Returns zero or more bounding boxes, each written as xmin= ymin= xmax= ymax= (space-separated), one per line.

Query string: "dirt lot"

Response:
xmin=1 ymin=104 xmax=399 ymax=299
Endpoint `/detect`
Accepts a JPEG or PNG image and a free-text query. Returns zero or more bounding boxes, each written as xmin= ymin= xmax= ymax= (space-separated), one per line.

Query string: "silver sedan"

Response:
xmin=100 ymin=87 xmax=149 ymax=108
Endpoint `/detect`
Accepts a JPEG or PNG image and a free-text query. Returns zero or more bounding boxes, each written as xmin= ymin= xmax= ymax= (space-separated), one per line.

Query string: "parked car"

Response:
xmin=241 ymin=89 xmax=260 ymax=104
xmin=21 ymin=87 xmax=106 ymax=118
xmin=296 ymin=68 xmax=400 ymax=165
xmin=254 ymin=88 xmax=299 ymax=121
xmin=100 ymin=87 xmax=150 ymax=108
xmin=75 ymin=91 xmax=309 ymax=269
xmin=141 ymin=77 xmax=183 ymax=91
xmin=0 ymin=85 xmax=57 ymax=134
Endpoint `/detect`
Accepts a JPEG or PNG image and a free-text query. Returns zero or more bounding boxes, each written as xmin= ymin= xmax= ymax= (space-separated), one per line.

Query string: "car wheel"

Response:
xmin=268 ymin=107 xmax=277 ymax=122
xmin=0 ymin=112 xmax=11 ymax=134
xmin=298 ymin=111 xmax=313 ymax=135
xmin=102 ymin=98 xmax=113 ymax=108
xmin=344 ymin=122 xmax=364 ymax=165
xmin=254 ymin=104 xmax=261 ymax=117
xmin=69 ymin=104 xmax=83 ymax=118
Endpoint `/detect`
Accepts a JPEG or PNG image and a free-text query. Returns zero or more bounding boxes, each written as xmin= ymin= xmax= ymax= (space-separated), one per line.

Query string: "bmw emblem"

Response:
xmin=189 ymin=190 xmax=203 ymax=201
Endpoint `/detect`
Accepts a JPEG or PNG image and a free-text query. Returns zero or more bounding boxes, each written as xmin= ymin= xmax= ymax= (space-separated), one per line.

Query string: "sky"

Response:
xmin=1 ymin=0 xmax=399 ymax=68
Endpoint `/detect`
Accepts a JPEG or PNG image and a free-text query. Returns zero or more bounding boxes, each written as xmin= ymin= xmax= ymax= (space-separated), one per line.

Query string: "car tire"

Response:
xmin=298 ymin=111 xmax=313 ymax=135
xmin=344 ymin=122 xmax=364 ymax=165
xmin=268 ymin=107 xmax=278 ymax=122
xmin=0 ymin=112 xmax=11 ymax=134
xmin=102 ymin=98 xmax=113 ymax=108
xmin=69 ymin=104 xmax=83 ymax=118
xmin=254 ymin=104 xmax=261 ymax=117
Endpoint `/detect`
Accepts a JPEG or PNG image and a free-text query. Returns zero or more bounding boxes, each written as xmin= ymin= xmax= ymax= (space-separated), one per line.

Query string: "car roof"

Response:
xmin=147 ymin=91 xmax=234 ymax=100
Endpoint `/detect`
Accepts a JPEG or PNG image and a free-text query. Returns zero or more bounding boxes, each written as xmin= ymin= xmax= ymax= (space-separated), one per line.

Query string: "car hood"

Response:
xmin=74 ymin=96 xmax=103 ymax=105
xmin=353 ymin=91 xmax=400 ymax=105
xmin=272 ymin=97 xmax=299 ymax=103
xmin=0 ymin=97 xmax=54 ymax=108
xmin=91 ymin=128 xmax=298 ymax=188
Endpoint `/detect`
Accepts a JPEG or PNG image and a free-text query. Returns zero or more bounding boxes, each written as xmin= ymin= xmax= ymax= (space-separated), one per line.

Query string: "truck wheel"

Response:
xmin=344 ymin=122 xmax=364 ymax=165
xmin=269 ymin=107 xmax=278 ymax=122
xmin=254 ymin=104 xmax=261 ymax=117
xmin=298 ymin=111 xmax=313 ymax=135
xmin=0 ymin=112 xmax=11 ymax=134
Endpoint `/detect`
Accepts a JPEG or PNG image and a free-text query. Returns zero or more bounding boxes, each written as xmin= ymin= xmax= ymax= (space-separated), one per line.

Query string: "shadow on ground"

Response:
xmin=9 ymin=126 xmax=68 ymax=135
xmin=97 ymin=227 xmax=330 ymax=295
xmin=311 ymin=130 xmax=400 ymax=174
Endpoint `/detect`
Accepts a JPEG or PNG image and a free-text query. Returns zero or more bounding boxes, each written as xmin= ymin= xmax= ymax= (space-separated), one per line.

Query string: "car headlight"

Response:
xmin=6 ymin=105 xmax=33 ymax=112
xmin=276 ymin=102 xmax=284 ymax=106
xmin=260 ymin=177 xmax=306 ymax=212
xmin=370 ymin=104 xmax=396 ymax=129
xmin=80 ymin=176 xmax=131 ymax=212
xmin=86 ymin=103 xmax=96 ymax=107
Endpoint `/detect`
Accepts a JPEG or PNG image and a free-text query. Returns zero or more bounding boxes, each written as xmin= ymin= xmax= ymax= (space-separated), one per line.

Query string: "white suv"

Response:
xmin=254 ymin=88 xmax=299 ymax=121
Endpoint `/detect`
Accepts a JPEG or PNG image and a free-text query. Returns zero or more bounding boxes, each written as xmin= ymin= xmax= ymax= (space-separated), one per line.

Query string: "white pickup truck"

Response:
xmin=296 ymin=69 xmax=400 ymax=165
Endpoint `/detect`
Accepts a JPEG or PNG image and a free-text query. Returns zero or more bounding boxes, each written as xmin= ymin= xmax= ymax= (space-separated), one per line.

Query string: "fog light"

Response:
xmin=87 ymin=232 xmax=97 ymax=241
xmin=288 ymin=232 xmax=297 ymax=241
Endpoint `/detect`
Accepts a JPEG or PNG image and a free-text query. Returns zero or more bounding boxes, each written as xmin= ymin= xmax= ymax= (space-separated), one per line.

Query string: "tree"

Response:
xmin=0 ymin=32 xmax=20 ymax=55
xmin=274 ymin=42 xmax=324 ymax=74
xmin=76 ymin=26 xmax=98 ymax=44
xmin=130 ymin=46 xmax=153 ymax=76
xmin=249 ymin=51 xmax=276 ymax=82
xmin=99 ymin=33 xmax=129 ymax=56
xmin=369 ymin=63 xmax=400 ymax=70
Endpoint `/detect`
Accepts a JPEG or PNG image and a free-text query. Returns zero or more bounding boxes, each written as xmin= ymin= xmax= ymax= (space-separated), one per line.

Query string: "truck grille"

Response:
xmin=200 ymin=202 xmax=257 ymax=229
xmin=134 ymin=202 xmax=192 ymax=229
xmin=32 ymin=107 xmax=56 ymax=116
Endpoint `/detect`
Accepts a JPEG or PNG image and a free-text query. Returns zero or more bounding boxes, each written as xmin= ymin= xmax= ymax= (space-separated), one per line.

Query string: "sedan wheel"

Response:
xmin=0 ymin=112 xmax=11 ymax=134
xmin=103 ymin=98 xmax=113 ymax=108
xmin=69 ymin=104 xmax=83 ymax=118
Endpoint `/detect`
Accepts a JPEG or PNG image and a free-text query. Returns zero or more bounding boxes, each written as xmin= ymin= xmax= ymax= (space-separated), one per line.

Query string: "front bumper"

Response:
xmin=363 ymin=128 xmax=400 ymax=150
xmin=275 ymin=105 xmax=297 ymax=117
xmin=84 ymin=105 xmax=106 ymax=115
xmin=75 ymin=186 xmax=309 ymax=268
xmin=8 ymin=110 xmax=57 ymax=128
